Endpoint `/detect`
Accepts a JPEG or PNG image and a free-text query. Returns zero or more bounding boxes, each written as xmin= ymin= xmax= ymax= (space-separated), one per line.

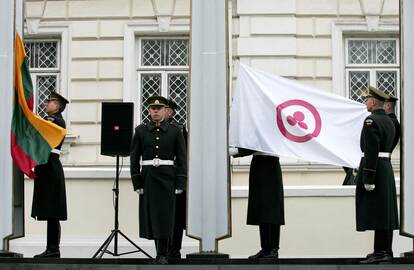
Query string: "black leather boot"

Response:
xmin=34 ymin=246 xmax=60 ymax=258
xmin=248 ymin=249 xmax=270 ymax=259
xmin=360 ymin=251 xmax=392 ymax=264
xmin=34 ymin=220 xmax=61 ymax=258
xmin=261 ymin=249 xmax=279 ymax=259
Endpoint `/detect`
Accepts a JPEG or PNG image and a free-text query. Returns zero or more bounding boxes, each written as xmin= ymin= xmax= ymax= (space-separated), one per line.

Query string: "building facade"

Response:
xmin=11 ymin=0 xmax=408 ymax=258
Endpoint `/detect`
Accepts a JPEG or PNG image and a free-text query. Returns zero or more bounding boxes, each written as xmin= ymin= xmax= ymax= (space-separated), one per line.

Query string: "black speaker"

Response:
xmin=101 ymin=102 xmax=134 ymax=156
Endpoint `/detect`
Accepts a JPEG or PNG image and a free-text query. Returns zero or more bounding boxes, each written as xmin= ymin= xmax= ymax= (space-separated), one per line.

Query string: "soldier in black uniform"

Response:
xmin=230 ymin=148 xmax=284 ymax=259
xmin=164 ymin=99 xmax=187 ymax=259
xmin=130 ymin=96 xmax=186 ymax=264
xmin=32 ymin=92 xmax=69 ymax=258
xmin=355 ymin=86 xmax=398 ymax=264
xmin=384 ymin=95 xmax=400 ymax=153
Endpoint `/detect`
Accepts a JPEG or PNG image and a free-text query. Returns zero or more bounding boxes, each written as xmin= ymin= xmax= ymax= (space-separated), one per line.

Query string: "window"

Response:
xmin=345 ymin=38 xmax=399 ymax=103
xmin=24 ymin=40 xmax=60 ymax=118
xmin=137 ymin=38 xmax=189 ymax=124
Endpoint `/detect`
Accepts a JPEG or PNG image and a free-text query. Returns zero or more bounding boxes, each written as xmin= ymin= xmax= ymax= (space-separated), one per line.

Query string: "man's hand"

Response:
xmin=175 ymin=189 xmax=183 ymax=194
xmin=364 ymin=184 xmax=375 ymax=191
xmin=228 ymin=147 xmax=238 ymax=156
xmin=135 ymin=189 xmax=144 ymax=195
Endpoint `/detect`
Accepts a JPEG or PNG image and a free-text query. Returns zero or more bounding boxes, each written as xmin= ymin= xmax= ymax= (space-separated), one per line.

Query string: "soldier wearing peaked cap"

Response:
xmin=130 ymin=95 xmax=186 ymax=265
xmin=384 ymin=95 xmax=400 ymax=153
xmin=356 ymin=86 xmax=398 ymax=264
xmin=32 ymin=91 xmax=69 ymax=258
xmin=164 ymin=98 xmax=188 ymax=259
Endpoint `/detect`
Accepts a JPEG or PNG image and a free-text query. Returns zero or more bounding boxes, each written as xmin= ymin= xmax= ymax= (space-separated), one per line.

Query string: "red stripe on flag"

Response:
xmin=11 ymin=131 xmax=37 ymax=179
xmin=28 ymin=95 xmax=34 ymax=111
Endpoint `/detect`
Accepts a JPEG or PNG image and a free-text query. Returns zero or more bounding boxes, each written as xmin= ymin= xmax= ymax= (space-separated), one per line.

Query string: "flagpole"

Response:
xmin=0 ymin=0 xmax=25 ymax=257
xmin=187 ymin=0 xmax=231 ymax=256
xmin=0 ymin=0 xmax=17 ymax=254
xmin=400 ymin=0 xmax=414 ymax=256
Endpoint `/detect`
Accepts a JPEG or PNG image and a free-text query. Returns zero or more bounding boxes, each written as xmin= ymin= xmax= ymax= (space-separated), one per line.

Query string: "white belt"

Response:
xmin=361 ymin=152 xmax=391 ymax=158
xmin=51 ymin=149 xmax=61 ymax=155
xmin=141 ymin=158 xmax=174 ymax=167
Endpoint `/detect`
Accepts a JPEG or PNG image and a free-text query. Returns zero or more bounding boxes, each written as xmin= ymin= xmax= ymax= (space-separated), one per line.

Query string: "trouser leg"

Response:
xmin=268 ymin=224 xmax=280 ymax=251
xmin=386 ymin=230 xmax=394 ymax=254
xmin=259 ymin=224 xmax=270 ymax=251
xmin=47 ymin=220 xmax=60 ymax=251
xmin=374 ymin=230 xmax=393 ymax=253
xmin=156 ymin=239 xmax=168 ymax=257
xmin=170 ymin=225 xmax=184 ymax=251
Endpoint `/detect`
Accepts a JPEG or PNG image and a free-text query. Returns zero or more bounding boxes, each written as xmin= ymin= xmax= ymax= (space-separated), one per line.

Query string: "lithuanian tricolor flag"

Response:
xmin=11 ymin=34 xmax=67 ymax=178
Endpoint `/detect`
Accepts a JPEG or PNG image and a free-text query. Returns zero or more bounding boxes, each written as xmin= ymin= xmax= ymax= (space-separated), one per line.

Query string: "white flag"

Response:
xmin=229 ymin=64 xmax=369 ymax=168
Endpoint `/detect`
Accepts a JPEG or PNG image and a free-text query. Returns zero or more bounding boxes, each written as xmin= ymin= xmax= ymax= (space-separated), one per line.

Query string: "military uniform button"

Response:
xmin=156 ymin=137 xmax=159 ymax=140
xmin=156 ymin=146 xmax=159 ymax=149
xmin=156 ymin=129 xmax=160 ymax=131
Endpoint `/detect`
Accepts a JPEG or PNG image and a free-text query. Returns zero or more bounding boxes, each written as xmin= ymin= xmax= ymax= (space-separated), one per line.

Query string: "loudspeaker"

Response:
xmin=101 ymin=102 xmax=134 ymax=156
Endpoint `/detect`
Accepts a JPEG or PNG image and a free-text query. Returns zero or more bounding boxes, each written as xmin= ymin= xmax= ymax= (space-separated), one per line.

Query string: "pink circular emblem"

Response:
xmin=276 ymin=99 xmax=322 ymax=143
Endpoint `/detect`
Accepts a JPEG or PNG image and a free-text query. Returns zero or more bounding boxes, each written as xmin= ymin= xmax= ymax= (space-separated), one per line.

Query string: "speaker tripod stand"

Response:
xmin=93 ymin=155 xmax=152 ymax=259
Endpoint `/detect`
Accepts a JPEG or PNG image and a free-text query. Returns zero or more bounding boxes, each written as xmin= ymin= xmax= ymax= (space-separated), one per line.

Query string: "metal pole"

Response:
xmin=114 ymin=154 xmax=120 ymax=255
xmin=0 ymin=0 xmax=16 ymax=252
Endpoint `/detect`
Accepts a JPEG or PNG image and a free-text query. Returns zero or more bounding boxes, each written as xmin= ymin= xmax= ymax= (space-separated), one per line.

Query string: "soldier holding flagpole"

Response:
xmin=229 ymin=148 xmax=284 ymax=259
xmin=356 ymin=86 xmax=398 ymax=264
xmin=32 ymin=92 xmax=69 ymax=258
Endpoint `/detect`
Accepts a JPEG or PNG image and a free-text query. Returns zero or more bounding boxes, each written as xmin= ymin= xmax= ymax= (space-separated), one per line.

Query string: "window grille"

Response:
xmin=36 ymin=75 xmax=57 ymax=117
xmin=24 ymin=41 xmax=58 ymax=69
xmin=349 ymin=71 xmax=369 ymax=103
xmin=141 ymin=39 xmax=188 ymax=67
xmin=138 ymin=38 xmax=189 ymax=124
xmin=348 ymin=40 xmax=396 ymax=65
xmin=168 ymin=74 xmax=188 ymax=124
xmin=24 ymin=40 xmax=60 ymax=118
xmin=140 ymin=74 xmax=162 ymax=123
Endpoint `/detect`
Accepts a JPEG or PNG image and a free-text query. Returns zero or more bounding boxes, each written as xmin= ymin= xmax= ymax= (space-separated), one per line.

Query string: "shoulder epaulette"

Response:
xmin=365 ymin=118 xmax=374 ymax=127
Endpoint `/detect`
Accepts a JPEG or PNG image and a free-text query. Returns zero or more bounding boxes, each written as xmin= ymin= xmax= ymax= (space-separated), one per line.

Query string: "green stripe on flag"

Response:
xmin=11 ymin=98 xmax=51 ymax=165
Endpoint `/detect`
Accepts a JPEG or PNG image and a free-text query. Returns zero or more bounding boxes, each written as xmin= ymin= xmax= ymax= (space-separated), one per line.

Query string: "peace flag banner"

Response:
xmin=229 ymin=64 xmax=369 ymax=168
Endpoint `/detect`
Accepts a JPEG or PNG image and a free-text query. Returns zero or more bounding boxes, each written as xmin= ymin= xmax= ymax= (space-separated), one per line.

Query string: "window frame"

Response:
xmin=344 ymin=37 xmax=400 ymax=104
xmin=136 ymin=36 xmax=189 ymax=124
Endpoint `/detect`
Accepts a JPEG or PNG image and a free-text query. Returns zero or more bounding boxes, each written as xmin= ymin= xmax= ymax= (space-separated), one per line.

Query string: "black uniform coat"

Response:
xmin=387 ymin=112 xmax=400 ymax=153
xmin=130 ymin=120 xmax=186 ymax=239
xmin=31 ymin=112 xmax=67 ymax=221
xmin=235 ymin=148 xmax=285 ymax=225
xmin=355 ymin=109 xmax=398 ymax=231
xmin=168 ymin=118 xmax=187 ymax=230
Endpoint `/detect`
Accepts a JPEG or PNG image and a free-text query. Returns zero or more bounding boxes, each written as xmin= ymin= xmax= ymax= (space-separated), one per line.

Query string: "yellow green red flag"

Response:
xmin=11 ymin=33 xmax=66 ymax=178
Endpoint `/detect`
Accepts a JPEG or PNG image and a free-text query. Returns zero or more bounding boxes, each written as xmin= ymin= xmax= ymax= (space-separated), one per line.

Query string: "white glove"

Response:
xmin=228 ymin=147 xmax=239 ymax=156
xmin=364 ymin=184 xmax=375 ymax=191
xmin=175 ymin=189 xmax=183 ymax=194
xmin=135 ymin=189 xmax=144 ymax=194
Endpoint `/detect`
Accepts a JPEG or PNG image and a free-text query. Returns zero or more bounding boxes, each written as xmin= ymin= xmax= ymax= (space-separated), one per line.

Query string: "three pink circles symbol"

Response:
xmin=286 ymin=111 xmax=308 ymax=130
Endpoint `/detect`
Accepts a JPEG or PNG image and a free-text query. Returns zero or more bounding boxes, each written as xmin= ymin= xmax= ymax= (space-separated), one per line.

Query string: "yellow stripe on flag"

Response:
xmin=15 ymin=34 xmax=66 ymax=148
